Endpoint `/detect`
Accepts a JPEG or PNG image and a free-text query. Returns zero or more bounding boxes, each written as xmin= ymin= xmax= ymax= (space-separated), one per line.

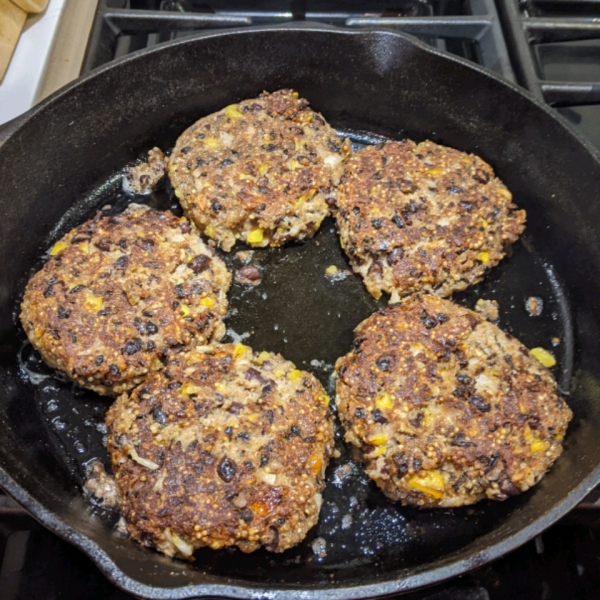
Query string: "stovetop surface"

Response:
xmin=3 ymin=1 xmax=600 ymax=598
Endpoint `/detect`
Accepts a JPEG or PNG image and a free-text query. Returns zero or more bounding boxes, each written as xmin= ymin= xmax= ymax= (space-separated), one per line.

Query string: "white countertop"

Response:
xmin=0 ymin=0 xmax=68 ymax=125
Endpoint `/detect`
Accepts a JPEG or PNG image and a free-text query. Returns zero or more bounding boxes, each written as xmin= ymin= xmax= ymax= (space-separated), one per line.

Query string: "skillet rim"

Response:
xmin=1 ymin=22 xmax=600 ymax=600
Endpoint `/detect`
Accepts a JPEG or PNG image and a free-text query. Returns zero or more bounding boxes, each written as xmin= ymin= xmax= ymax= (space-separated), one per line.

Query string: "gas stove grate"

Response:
xmin=83 ymin=0 xmax=515 ymax=83
xmin=497 ymin=0 xmax=600 ymax=106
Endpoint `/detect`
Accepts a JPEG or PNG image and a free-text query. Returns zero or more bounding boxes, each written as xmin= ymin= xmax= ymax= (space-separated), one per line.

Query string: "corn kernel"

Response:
xmin=408 ymin=471 xmax=445 ymax=499
xmin=372 ymin=445 xmax=387 ymax=457
xmin=292 ymin=91 xmax=299 ymax=98
xmin=49 ymin=241 xmax=67 ymax=256
xmin=203 ymin=137 xmax=219 ymax=149
xmin=180 ymin=304 xmax=191 ymax=317
xmin=84 ymin=294 xmax=104 ymax=311
xmin=224 ymin=104 xmax=244 ymax=119
xmin=238 ymin=173 xmax=250 ymax=180
xmin=375 ymin=393 xmax=394 ymax=411
xmin=182 ymin=383 xmax=201 ymax=395
xmin=288 ymin=369 xmax=302 ymax=381
xmin=234 ymin=343 xmax=247 ymax=357
xmin=258 ymin=164 xmax=269 ymax=176
xmin=319 ymin=393 xmax=330 ymax=407
xmin=523 ymin=426 xmax=534 ymax=444
xmin=426 ymin=169 xmax=443 ymax=176
xmin=34 ymin=327 xmax=45 ymax=339
xmin=256 ymin=351 xmax=270 ymax=364
xmin=274 ymin=368 xmax=285 ymax=378
xmin=169 ymin=164 xmax=178 ymax=172
xmin=174 ymin=188 xmax=183 ymax=199
xmin=79 ymin=241 xmax=90 ymax=255
xmin=478 ymin=251 xmax=490 ymax=264
xmin=530 ymin=347 xmax=556 ymax=368
xmin=200 ymin=296 xmax=215 ymax=307
xmin=288 ymin=159 xmax=302 ymax=170
xmin=295 ymin=189 xmax=316 ymax=207
xmin=325 ymin=265 xmax=338 ymax=275
xmin=368 ymin=433 xmax=387 ymax=446
xmin=531 ymin=440 xmax=549 ymax=453
xmin=246 ymin=229 xmax=264 ymax=245
xmin=481 ymin=219 xmax=490 ymax=229
xmin=204 ymin=225 xmax=215 ymax=239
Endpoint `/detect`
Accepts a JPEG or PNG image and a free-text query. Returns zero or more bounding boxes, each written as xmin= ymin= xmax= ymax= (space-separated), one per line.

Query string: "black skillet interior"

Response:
xmin=2 ymin=25 xmax=600 ymax=600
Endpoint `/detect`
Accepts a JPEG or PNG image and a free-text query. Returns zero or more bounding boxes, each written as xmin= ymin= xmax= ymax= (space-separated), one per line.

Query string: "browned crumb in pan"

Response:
xmin=168 ymin=89 xmax=351 ymax=251
xmin=335 ymin=140 xmax=526 ymax=301
xmin=123 ymin=148 xmax=168 ymax=195
xmin=106 ymin=343 xmax=335 ymax=558
xmin=335 ymin=295 xmax=571 ymax=508
xmin=20 ymin=204 xmax=231 ymax=396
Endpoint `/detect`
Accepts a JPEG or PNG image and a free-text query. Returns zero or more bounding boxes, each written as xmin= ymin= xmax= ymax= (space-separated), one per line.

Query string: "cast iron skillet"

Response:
xmin=2 ymin=23 xmax=600 ymax=600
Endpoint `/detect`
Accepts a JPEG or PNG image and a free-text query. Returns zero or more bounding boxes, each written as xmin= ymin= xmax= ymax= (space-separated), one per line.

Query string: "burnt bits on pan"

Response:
xmin=20 ymin=204 xmax=231 ymax=396
xmin=106 ymin=343 xmax=335 ymax=559
xmin=334 ymin=140 xmax=526 ymax=302
xmin=168 ymin=89 xmax=351 ymax=251
xmin=335 ymin=295 xmax=572 ymax=508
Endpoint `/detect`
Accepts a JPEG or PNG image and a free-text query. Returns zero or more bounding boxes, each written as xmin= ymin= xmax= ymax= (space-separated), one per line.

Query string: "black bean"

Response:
xmin=43 ymin=285 xmax=55 ymax=297
xmin=387 ymin=247 xmax=404 ymax=265
xmin=262 ymin=143 xmax=277 ymax=151
xmin=189 ymin=254 xmax=211 ymax=274
xmin=225 ymin=426 xmax=233 ymax=437
xmin=58 ymin=307 xmax=71 ymax=319
xmin=167 ymin=381 xmax=181 ymax=389
xmin=448 ymin=186 xmax=463 ymax=194
xmin=371 ymin=218 xmax=383 ymax=229
xmin=238 ymin=431 xmax=250 ymax=442
xmin=181 ymin=146 xmax=190 ymax=154
xmin=485 ymin=454 xmax=499 ymax=473
xmin=289 ymin=425 xmax=301 ymax=437
xmin=95 ymin=355 xmax=104 ymax=366
xmin=139 ymin=239 xmax=154 ymax=251
xmin=393 ymin=452 xmax=408 ymax=477
xmin=117 ymin=239 xmax=127 ymax=249
xmin=450 ymin=433 xmax=475 ymax=447
xmin=354 ymin=407 xmax=366 ymax=419
xmin=174 ymin=284 xmax=188 ymax=298
xmin=372 ymin=408 xmax=388 ymax=424
xmin=421 ymin=311 xmax=438 ymax=329
xmin=376 ymin=356 xmax=392 ymax=371
xmin=469 ymin=395 xmax=491 ymax=412
xmin=245 ymin=367 xmax=268 ymax=384
xmin=240 ymin=508 xmax=254 ymax=523
xmin=210 ymin=200 xmax=223 ymax=212
xmin=437 ymin=312 xmax=450 ymax=323
xmin=151 ymin=406 xmax=167 ymax=425
xmin=123 ymin=338 xmax=142 ymax=355
xmin=114 ymin=256 xmax=129 ymax=270
xmin=109 ymin=364 xmax=119 ymax=375
xmin=392 ymin=215 xmax=404 ymax=228
xmin=217 ymin=457 xmax=237 ymax=482
xmin=260 ymin=455 xmax=269 ymax=467
xmin=96 ymin=238 xmax=111 ymax=251
xmin=146 ymin=341 xmax=156 ymax=352
xmin=220 ymin=159 xmax=233 ymax=168
xmin=413 ymin=458 xmax=422 ymax=471
xmin=474 ymin=169 xmax=490 ymax=184
xmin=69 ymin=285 xmax=84 ymax=294
xmin=456 ymin=373 xmax=472 ymax=385
xmin=236 ymin=265 xmax=261 ymax=282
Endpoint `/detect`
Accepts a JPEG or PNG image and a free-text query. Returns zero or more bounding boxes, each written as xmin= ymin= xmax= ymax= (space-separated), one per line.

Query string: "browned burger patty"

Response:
xmin=106 ymin=343 xmax=335 ymax=558
xmin=168 ymin=89 xmax=351 ymax=251
xmin=335 ymin=295 xmax=572 ymax=508
xmin=335 ymin=140 xmax=527 ymax=301
xmin=20 ymin=204 xmax=231 ymax=396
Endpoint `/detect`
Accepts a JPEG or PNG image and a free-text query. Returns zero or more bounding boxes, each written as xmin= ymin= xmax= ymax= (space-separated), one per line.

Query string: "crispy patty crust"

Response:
xmin=169 ymin=89 xmax=351 ymax=251
xmin=106 ymin=343 xmax=335 ymax=558
xmin=335 ymin=140 xmax=526 ymax=301
xmin=335 ymin=296 xmax=571 ymax=508
xmin=20 ymin=204 xmax=231 ymax=396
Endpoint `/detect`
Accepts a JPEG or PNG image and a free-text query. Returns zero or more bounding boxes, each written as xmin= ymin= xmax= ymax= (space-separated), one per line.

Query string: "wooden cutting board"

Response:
xmin=0 ymin=0 xmax=49 ymax=82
